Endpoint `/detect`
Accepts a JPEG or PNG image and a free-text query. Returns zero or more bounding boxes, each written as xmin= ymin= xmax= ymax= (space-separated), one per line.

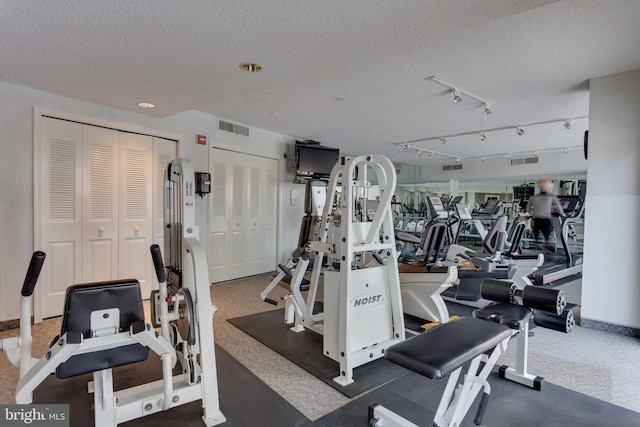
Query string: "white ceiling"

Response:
xmin=2 ymin=1 xmax=639 ymax=167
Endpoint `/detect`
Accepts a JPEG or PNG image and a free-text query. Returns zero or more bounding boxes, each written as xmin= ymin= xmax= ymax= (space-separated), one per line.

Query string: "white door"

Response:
xmin=82 ymin=125 xmax=119 ymax=282
xmin=209 ymin=151 xmax=230 ymax=282
xmin=118 ymin=132 xmax=153 ymax=298
xmin=36 ymin=118 xmax=83 ymax=320
xmin=209 ymin=148 xmax=279 ymax=282
xmin=261 ymin=160 xmax=278 ymax=272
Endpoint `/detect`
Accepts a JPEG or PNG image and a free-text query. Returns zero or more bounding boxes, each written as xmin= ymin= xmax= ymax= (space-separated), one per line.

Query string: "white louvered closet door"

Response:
xmin=35 ymin=117 xmax=172 ymax=321
xmin=82 ymin=125 xmax=119 ymax=282
xmin=118 ymin=132 xmax=153 ymax=298
xmin=37 ymin=118 xmax=84 ymax=320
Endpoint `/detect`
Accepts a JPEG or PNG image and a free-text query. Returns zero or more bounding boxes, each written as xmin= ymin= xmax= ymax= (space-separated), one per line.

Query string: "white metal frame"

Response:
xmin=4 ymin=157 xmax=225 ymax=427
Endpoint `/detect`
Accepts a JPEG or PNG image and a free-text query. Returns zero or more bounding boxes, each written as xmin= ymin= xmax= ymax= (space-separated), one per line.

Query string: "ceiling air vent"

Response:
xmin=510 ymin=157 xmax=539 ymax=166
xmin=442 ymin=164 xmax=463 ymax=171
xmin=219 ymin=120 xmax=249 ymax=137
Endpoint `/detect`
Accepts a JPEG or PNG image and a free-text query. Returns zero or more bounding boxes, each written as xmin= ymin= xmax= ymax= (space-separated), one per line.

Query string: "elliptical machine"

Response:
xmin=1 ymin=158 xmax=225 ymax=427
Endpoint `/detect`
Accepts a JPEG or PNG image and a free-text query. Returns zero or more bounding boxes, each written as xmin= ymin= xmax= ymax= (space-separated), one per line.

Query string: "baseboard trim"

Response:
xmin=0 ymin=318 xmax=20 ymax=332
xmin=581 ymin=318 xmax=640 ymax=338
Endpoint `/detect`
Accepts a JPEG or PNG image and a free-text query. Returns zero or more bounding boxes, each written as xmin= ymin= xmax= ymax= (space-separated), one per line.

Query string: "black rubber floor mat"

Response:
xmin=228 ymin=308 xmax=408 ymax=398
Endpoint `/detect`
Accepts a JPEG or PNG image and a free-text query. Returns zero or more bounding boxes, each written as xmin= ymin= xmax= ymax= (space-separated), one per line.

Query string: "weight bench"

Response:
xmin=472 ymin=278 xmax=573 ymax=390
xmin=369 ymin=317 xmax=511 ymax=427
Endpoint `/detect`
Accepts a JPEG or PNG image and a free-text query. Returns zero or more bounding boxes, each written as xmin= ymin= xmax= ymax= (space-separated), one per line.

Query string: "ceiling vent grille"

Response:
xmin=442 ymin=164 xmax=463 ymax=171
xmin=510 ymin=157 xmax=539 ymax=166
xmin=219 ymin=120 xmax=249 ymax=137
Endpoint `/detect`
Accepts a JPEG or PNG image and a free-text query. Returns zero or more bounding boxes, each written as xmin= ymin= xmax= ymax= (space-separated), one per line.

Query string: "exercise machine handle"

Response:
xmin=21 ymin=251 xmax=46 ymax=297
xmin=150 ymin=244 xmax=167 ymax=283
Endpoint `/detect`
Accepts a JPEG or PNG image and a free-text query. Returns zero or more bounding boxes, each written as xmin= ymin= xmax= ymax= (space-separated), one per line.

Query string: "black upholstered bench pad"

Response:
xmin=473 ymin=303 xmax=533 ymax=330
xmin=384 ymin=317 xmax=511 ymax=380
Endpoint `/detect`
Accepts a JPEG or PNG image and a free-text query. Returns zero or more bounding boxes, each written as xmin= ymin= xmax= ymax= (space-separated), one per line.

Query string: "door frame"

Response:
xmin=33 ymin=107 xmax=183 ymax=322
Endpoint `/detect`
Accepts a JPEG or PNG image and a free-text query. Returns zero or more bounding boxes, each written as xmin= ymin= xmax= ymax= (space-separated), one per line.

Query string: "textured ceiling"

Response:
xmin=2 ymin=0 xmax=639 ymax=168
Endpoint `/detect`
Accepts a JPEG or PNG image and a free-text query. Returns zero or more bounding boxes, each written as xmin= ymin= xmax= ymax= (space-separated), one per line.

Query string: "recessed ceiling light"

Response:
xmin=137 ymin=102 xmax=155 ymax=108
xmin=240 ymin=62 xmax=262 ymax=73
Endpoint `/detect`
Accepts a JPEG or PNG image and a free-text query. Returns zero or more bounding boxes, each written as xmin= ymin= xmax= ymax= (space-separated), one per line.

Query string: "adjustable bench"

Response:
xmin=369 ymin=317 xmax=512 ymax=427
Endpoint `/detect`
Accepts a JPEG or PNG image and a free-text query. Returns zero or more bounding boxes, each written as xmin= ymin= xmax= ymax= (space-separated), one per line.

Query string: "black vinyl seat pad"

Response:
xmin=384 ymin=317 xmax=511 ymax=380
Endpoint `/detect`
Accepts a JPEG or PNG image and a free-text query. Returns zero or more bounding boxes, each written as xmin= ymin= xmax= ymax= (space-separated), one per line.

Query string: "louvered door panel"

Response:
xmin=82 ymin=125 xmax=119 ymax=282
xmin=37 ymin=118 xmax=83 ymax=320
xmin=118 ymin=133 xmax=153 ymax=297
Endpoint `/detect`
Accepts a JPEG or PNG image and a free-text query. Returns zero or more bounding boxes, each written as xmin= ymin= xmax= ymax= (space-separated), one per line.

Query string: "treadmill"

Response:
xmin=529 ymin=195 xmax=585 ymax=285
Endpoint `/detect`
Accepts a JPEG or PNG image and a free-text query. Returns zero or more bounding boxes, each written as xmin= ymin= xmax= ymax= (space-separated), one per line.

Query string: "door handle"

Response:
xmin=98 ymin=227 xmax=105 ymax=233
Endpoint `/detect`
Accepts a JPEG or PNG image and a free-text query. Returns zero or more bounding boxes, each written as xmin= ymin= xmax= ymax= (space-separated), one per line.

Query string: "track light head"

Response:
xmin=563 ymin=147 xmax=569 ymax=154
xmin=516 ymin=127 xmax=524 ymax=136
xmin=479 ymin=132 xmax=487 ymax=141
xmin=533 ymin=150 xmax=539 ymax=157
xmin=452 ymin=89 xmax=462 ymax=103
xmin=564 ymin=120 xmax=572 ymax=130
xmin=428 ymin=152 xmax=433 ymax=158
xmin=481 ymin=156 xmax=486 ymax=162
xmin=483 ymin=102 xmax=492 ymax=114
xmin=401 ymin=143 xmax=409 ymax=150
xmin=416 ymin=149 xmax=423 ymax=157
xmin=440 ymin=137 xmax=447 ymax=144
xmin=505 ymin=153 xmax=511 ymax=159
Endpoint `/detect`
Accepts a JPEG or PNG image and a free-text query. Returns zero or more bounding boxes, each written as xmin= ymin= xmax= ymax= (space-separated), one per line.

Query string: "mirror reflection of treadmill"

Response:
xmin=529 ymin=195 xmax=584 ymax=285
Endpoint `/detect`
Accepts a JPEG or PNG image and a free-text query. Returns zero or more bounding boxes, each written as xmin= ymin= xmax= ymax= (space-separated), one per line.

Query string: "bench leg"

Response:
xmin=436 ymin=337 xmax=508 ymax=427
xmin=499 ymin=322 xmax=544 ymax=390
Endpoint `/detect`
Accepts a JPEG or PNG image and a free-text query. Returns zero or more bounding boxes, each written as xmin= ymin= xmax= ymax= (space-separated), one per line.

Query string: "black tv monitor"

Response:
xmin=295 ymin=143 xmax=339 ymax=179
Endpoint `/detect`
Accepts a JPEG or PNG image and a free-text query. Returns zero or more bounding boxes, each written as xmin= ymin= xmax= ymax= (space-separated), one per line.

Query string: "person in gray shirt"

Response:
xmin=526 ymin=179 xmax=565 ymax=251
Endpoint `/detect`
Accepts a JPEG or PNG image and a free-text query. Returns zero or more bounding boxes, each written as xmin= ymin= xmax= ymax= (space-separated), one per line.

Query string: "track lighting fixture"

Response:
xmin=397 ymin=141 xmax=582 ymax=163
xmin=479 ymin=132 xmax=487 ymax=141
xmin=426 ymin=75 xmax=492 ymax=115
xmin=397 ymin=116 xmax=586 ymax=148
xmin=402 ymin=143 xmax=409 ymax=149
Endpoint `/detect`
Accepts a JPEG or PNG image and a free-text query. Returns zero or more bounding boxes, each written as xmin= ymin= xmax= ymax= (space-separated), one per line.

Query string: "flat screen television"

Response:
xmin=295 ymin=143 xmax=340 ymax=179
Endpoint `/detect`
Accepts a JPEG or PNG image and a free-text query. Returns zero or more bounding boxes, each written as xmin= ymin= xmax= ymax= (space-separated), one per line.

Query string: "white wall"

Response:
xmin=0 ymin=81 xmax=301 ymax=321
xmin=581 ymin=70 xmax=640 ymax=329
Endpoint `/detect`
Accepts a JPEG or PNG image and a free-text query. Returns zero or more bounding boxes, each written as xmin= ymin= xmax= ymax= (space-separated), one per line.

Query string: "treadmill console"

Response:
xmin=554 ymin=195 xmax=584 ymax=218
xmin=427 ymin=196 xmax=449 ymax=220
